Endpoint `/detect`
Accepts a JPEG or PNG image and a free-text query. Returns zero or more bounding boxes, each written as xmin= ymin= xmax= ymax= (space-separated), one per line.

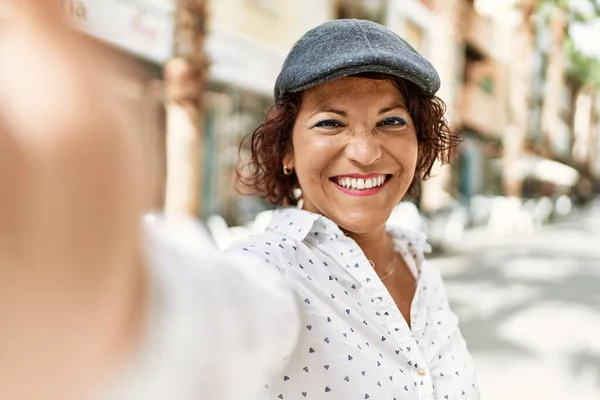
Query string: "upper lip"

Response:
xmin=331 ymin=173 xmax=389 ymax=179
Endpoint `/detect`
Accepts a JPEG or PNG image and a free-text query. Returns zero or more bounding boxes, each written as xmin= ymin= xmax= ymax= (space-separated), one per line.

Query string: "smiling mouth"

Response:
xmin=330 ymin=174 xmax=392 ymax=194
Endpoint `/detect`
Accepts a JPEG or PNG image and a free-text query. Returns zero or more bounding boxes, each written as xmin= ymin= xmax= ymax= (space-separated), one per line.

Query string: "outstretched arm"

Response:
xmin=0 ymin=5 xmax=299 ymax=399
xmin=0 ymin=4 xmax=149 ymax=399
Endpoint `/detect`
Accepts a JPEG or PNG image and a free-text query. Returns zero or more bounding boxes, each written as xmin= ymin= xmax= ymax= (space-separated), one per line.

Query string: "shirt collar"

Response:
xmin=387 ymin=224 xmax=432 ymax=255
xmin=266 ymin=208 xmax=431 ymax=255
xmin=266 ymin=208 xmax=343 ymax=241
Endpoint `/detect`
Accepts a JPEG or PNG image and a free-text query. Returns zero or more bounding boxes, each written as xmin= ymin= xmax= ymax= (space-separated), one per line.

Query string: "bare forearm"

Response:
xmin=0 ymin=5 xmax=148 ymax=398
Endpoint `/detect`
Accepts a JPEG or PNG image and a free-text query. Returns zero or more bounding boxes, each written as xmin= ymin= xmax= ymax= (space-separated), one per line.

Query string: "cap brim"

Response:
xmin=281 ymin=64 xmax=436 ymax=99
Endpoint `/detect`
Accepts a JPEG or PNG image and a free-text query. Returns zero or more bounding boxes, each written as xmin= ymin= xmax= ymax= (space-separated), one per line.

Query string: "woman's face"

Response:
xmin=285 ymin=76 xmax=418 ymax=234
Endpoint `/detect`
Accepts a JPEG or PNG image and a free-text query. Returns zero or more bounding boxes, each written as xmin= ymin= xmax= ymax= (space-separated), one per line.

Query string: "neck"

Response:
xmin=346 ymin=226 xmax=396 ymax=275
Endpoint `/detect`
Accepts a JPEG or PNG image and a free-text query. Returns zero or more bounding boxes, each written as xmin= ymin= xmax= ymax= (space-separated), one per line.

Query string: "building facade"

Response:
xmin=454 ymin=0 xmax=506 ymax=205
xmin=201 ymin=0 xmax=333 ymax=224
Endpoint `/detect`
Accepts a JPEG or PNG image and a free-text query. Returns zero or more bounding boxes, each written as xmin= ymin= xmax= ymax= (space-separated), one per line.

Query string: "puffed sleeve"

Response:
xmin=106 ymin=215 xmax=301 ymax=400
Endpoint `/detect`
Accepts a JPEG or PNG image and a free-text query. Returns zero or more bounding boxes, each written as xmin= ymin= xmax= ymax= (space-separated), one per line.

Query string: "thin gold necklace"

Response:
xmin=368 ymin=252 xmax=398 ymax=281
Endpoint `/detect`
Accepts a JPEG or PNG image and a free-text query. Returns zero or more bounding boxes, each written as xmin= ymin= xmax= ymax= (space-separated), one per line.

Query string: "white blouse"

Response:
xmin=103 ymin=215 xmax=301 ymax=399
xmin=226 ymin=208 xmax=480 ymax=400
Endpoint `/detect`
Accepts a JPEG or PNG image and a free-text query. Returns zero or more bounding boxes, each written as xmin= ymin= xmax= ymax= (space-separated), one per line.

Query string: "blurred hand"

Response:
xmin=0 ymin=4 xmax=148 ymax=399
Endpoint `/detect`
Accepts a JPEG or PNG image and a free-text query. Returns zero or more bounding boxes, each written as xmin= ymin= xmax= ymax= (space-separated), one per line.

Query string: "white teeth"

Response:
xmin=336 ymin=175 xmax=387 ymax=190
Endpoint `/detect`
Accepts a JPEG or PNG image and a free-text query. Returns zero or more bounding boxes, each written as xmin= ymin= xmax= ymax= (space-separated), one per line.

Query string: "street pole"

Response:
xmin=164 ymin=0 xmax=208 ymax=217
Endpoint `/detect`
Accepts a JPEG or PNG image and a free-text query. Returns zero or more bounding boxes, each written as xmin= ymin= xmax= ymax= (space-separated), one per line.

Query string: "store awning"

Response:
xmin=492 ymin=155 xmax=580 ymax=187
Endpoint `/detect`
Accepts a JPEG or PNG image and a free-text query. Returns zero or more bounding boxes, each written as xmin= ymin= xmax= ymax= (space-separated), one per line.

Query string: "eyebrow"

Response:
xmin=313 ymin=108 xmax=348 ymax=117
xmin=310 ymin=102 xmax=407 ymax=118
xmin=378 ymin=103 xmax=408 ymax=114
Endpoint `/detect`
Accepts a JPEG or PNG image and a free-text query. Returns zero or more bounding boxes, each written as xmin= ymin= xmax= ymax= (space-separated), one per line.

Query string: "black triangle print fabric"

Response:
xmin=227 ymin=209 xmax=479 ymax=399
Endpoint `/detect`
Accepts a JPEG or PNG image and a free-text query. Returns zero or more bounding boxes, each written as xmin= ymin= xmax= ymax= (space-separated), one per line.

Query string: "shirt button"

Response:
xmin=417 ymin=368 xmax=426 ymax=376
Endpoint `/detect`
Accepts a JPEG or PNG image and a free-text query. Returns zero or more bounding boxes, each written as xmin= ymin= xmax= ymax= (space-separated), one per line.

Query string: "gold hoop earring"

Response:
xmin=283 ymin=165 xmax=293 ymax=176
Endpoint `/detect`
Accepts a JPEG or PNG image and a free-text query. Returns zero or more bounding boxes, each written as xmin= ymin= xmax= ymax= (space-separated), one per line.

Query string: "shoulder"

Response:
xmin=387 ymin=224 xmax=431 ymax=253
xmin=418 ymin=259 xmax=455 ymax=316
xmin=225 ymin=230 xmax=305 ymax=273
xmin=141 ymin=214 xmax=295 ymax=300
xmin=387 ymin=224 xmax=432 ymax=272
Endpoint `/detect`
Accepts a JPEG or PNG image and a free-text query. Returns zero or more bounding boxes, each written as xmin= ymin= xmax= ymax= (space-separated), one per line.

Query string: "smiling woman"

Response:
xmin=0 ymin=6 xmax=479 ymax=398
xmin=285 ymin=77 xmax=419 ymax=236
xmin=228 ymin=19 xmax=478 ymax=400
xmin=240 ymin=73 xmax=456 ymax=208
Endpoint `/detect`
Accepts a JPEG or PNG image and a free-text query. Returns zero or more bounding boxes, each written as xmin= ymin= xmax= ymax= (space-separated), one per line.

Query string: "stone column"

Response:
xmin=164 ymin=0 xmax=208 ymax=216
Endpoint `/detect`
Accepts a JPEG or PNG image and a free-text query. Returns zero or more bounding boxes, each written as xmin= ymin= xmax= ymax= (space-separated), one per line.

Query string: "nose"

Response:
xmin=344 ymin=133 xmax=383 ymax=167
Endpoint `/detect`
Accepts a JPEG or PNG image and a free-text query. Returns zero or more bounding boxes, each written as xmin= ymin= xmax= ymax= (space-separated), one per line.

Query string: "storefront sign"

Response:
xmin=68 ymin=0 xmax=175 ymax=64
xmin=0 ymin=0 xmax=175 ymax=64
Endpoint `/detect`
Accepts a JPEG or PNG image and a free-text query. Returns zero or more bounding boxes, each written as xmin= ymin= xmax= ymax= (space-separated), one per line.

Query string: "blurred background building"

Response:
xmin=57 ymin=0 xmax=600 ymax=243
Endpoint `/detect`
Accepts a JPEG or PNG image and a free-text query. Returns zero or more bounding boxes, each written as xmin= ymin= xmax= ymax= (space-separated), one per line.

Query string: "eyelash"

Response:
xmin=379 ymin=117 xmax=408 ymax=127
xmin=313 ymin=117 xmax=408 ymax=129
xmin=314 ymin=119 xmax=344 ymax=129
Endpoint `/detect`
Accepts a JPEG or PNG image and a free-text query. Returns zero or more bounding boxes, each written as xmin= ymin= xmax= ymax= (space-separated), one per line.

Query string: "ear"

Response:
xmin=282 ymin=152 xmax=295 ymax=169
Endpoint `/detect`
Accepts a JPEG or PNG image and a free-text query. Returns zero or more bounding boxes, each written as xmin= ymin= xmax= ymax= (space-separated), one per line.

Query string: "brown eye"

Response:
xmin=379 ymin=117 xmax=408 ymax=127
xmin=314 ymin=119 xmax=343 ymax=128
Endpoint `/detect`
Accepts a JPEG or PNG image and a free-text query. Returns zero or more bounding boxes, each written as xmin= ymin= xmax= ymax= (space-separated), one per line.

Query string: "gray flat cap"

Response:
xmin=274 ymin=19 xmax=440 ymax=102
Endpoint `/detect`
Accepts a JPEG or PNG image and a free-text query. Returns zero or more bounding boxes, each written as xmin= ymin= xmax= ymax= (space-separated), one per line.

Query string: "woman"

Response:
xmin=0 ymin=7 xmax=476 ymax=399
xmin=227 ymin=19 xmax=479 ymax=399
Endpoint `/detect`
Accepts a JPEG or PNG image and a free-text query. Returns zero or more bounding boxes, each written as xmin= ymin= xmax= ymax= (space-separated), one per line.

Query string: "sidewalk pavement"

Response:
xmin=430 ymin=202 xmax=600 ymax=400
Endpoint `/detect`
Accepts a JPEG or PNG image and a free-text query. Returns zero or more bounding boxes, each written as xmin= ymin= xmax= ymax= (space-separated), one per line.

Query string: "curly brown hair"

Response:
xmin=237 ymin=74 xmax=460 ymax=206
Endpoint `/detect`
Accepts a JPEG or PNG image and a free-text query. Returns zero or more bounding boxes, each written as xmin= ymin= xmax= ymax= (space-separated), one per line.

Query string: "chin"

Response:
xmin=330 ymin=209 xmax=390 ymax=234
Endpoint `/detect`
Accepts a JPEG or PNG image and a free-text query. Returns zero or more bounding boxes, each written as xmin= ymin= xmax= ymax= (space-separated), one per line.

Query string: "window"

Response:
xmin=404 ymin=19 xmax=424 ymax=53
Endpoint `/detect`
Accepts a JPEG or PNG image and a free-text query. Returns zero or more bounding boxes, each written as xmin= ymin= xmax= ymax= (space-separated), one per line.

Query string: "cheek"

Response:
xmin=392 ymin=136 xmax=419 ymax=172
xmin=292 ymin=134 xmax=336 ymax=183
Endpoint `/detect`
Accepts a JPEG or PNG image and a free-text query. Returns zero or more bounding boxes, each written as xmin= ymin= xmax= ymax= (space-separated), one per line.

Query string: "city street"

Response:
xmin=431 ymin=200 xmax=600 ymax=399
